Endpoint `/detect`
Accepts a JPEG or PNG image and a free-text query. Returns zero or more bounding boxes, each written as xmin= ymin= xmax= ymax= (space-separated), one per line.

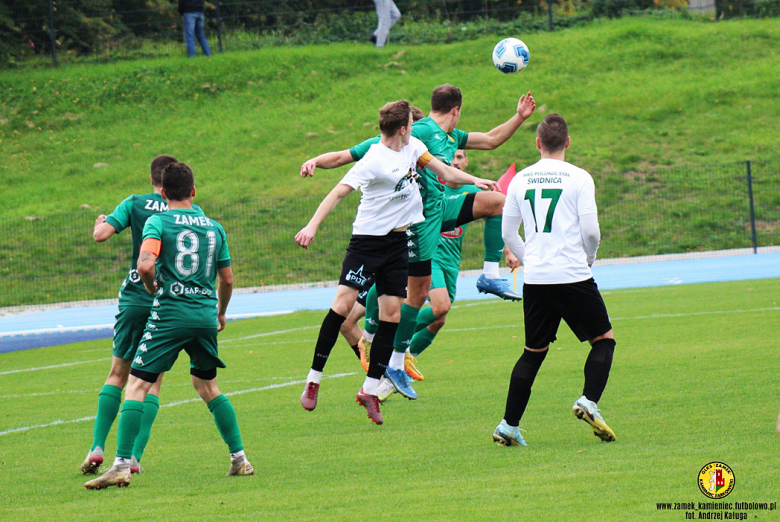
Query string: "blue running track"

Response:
xmin=1 ymin=252 xmax=777 ymax=354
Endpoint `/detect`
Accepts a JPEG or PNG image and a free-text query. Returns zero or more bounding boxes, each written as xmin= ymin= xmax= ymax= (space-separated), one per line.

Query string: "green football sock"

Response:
xmin=393 ymin=303 xmax=420 ymax=353
xmin=208 ymin=394 xmax=244 ymax=454
xmin=132 ymin=393 xmax=160 ymax=462
xmin=484 ymin=215 xmax=504 ymax=263
xmin=91 ymin=384 xmax=122 ymax=451
xmin=115 ymin=400 xmax=145 ymax=459
xmin=363 ymin=284 xmax=379 ymax=335
xmin=410 ymin=327 xmax=438 ymax=357
xmin=414 ymin=306 xmax=437 ymax=333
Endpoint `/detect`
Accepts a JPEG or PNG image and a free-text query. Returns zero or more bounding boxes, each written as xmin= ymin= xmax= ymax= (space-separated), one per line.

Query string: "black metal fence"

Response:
xmin=1 ymin=158 xmax=778 ymax=309
xmin=4 ymin=0 xmax=779 ymax=68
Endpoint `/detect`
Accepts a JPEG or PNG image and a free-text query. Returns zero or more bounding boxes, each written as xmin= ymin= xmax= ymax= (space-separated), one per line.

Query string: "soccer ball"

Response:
xmin=492 ymin=38 xmax=530 ymax=74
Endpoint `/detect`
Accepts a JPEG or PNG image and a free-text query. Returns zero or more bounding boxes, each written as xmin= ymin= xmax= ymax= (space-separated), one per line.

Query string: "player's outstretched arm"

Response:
xmin=425 ymin=157 xmax=499 ymax=191
xmin=295 ymin=183 xmax=354 ymax=248
xmin=137 ymin=251 xmax=158 ymax=295
xmin=93 ymin=214 xmax=117 ymax=242
xmin=217 ymin=266 xmax=233 ymax=332
xmin=300 ymin=150 xmax=354 ymax=177
xmin=464 ymin=92 xmax=536 ymax=150
xmin=501 ymin=214 xmax=525 ymax=262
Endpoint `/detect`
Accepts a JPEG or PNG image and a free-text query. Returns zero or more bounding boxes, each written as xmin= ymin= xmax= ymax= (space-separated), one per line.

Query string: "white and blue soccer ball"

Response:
xmin=492 ymin=38 xmax=530 ymax=74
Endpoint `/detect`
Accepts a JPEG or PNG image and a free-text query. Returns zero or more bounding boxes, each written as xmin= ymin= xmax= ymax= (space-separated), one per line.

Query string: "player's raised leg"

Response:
xmin=359 ymin=284 xmax=380 ymax=371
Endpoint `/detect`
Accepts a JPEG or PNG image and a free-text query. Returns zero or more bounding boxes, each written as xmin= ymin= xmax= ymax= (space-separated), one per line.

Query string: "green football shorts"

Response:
xmin=113 ymin=305 xmax=151 ymax=360
xmin=430 ymin=258 xmax=459 ymax=303
xmin=408 ymin=193 xmax=467 ymax=264
xmin=130 ymin=324 xmax=226 ymax=375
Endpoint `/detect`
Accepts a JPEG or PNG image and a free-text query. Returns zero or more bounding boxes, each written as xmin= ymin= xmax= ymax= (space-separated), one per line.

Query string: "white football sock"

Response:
xmin=363 ymin=331 xmax=375 ymax=342
xmin=362 ymin=377 xmax=379 ymax=395
xmin=483 ymin=261 xmax=500 ymax=278
xmin=306 ymin=369 xmax=323 ymax=384
xmin=389 ymin=350 xmax=405 ymax=370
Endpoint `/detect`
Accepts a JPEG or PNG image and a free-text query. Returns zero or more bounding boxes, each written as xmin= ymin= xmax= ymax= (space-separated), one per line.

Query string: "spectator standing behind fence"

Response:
xmin=370 ymin=0 xmax=401 ymax=48
xmin=178 ymin=0 xmax=212 ymax=57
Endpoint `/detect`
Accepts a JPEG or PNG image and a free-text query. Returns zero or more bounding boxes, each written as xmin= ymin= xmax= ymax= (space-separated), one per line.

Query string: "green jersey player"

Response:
xmin=81 ymin=154 xmax=178 ymax=476
xmin=85 ymin=162 xmax=253 ymax=489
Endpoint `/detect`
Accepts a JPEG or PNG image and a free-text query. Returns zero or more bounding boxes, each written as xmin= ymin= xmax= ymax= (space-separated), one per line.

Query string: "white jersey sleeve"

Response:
xmin=340 ymin=155 xmax=373 ymax=192
xmin=577 ymin=172 xmax=598 ymax=216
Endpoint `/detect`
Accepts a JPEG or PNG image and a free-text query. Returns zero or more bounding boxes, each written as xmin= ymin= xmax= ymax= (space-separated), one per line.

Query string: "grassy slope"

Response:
xmin=2 ymin=17 xmax=780 ymax=306
xmin=0 ymin=279 xmax=778 ymax=520
xmin=1 ymin=17 xmax=779 ymax=218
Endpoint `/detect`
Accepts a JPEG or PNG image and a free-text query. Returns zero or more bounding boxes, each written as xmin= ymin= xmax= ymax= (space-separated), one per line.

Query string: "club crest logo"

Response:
xmin=170 ymin=282 xmax=185 ymax=296
xmin=698 ymin=462 xmax=735 ymax=499
xmin=128 ymin=269 xmax=141 ymax=283
xmin=394 ymin=167 xmax=420 ymax=192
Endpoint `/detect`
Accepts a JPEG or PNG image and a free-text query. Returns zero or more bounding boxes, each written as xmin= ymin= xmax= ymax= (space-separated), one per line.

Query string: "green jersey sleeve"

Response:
xmin=105 ymin=195 xmax=134 ymax=233
xmin=142 ymin=214 xmax=163 ymax=241
xmin=349 ymin=136 xmax=381 ymax=161
xmin=411 ymin=121 xmax=434 ymax=143
xmin=217 ymin=227 xmax=231 ymax=269
xmin=452 ymin=128 xmax=469 ymax=149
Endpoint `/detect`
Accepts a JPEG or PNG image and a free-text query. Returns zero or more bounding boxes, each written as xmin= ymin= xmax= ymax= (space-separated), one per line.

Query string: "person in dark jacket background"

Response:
xmin=178 ymin=0 xmax=212 ymax=58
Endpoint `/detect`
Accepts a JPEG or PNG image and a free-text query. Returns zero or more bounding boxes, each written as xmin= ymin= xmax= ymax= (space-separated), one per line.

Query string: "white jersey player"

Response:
xmin=493 ymin=113 xmax=618 ymax=447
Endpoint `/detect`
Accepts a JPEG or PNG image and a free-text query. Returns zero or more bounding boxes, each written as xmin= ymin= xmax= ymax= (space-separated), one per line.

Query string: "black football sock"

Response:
xmin=311 ymin=309 xmax=347 ymax=372
xmin=582 ymin=338 xmax=616 ymax=403
xmin=503 ymin=349 xmax=548 ymax=426
xmin=350 ymin=344 xmax=360 ymax=360
xmin=367 ymin=321 xmax=398 ymax=380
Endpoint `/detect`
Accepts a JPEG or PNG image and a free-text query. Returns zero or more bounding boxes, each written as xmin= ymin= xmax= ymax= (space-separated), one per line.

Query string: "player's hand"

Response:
xmin=505 ymin=249 xmax=521 ymax=270
xmin=517 ymin=91 xmax=536 ymax=120
xmin=475 ymin=178 xmax=500 ymax=192
xmin=300 ymin=159 xmax=318 ymax=178
xmin=217 ymin=313 xmax=227 ymax=332
xmin=94 ymin=214 xmax=107 ymax=228
xmin=295 ymin=226 xmax=317 ymax=248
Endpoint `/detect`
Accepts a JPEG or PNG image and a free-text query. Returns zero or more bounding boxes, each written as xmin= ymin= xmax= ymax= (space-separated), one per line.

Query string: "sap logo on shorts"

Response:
xmin=151 ymin=311 xmax=160 ymax=321
xmin=346 ymin=265 xmax=368 ymax=286
xmin=170 ymin=282 xmax=185 ymax=296
xmin=128 ymin=269 xmax=141 ymax=284
xmin=441 ymin=227 xmax=464 ymax=239
xmin=138 ymin=343 xmax=148 ymax=353
xmin=144 ymin=199 xmax=168 ymax=212
xmin=143 ymin=332 xmax=153 ymax=340
xmin=134 ymin=356 xmax=145 ymax=366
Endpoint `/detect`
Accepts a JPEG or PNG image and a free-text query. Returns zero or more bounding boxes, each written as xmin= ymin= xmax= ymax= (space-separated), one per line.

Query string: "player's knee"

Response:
xmin=430 ymin=301 xmax=450 ymax=318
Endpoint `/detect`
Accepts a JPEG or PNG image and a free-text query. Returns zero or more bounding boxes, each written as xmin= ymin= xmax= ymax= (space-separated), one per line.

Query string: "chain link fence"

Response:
xmin=4 ymin=0 xmax=779 ymax=68
xmin=1 ymin=158 xmax=778 ymax=309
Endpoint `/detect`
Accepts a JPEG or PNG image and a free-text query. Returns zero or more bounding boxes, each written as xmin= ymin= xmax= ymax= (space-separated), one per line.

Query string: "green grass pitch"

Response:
xmin=1 ymin=278 xmax=778 ymax=520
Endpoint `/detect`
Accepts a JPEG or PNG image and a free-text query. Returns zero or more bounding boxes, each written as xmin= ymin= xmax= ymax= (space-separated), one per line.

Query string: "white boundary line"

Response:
xmin=0 ymin=372 xmax=356 ymax=437
xmin=0 ymin=358 xmax=110 ymax=376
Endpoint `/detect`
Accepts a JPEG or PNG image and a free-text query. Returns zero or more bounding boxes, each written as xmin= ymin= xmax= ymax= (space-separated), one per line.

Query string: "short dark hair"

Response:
xmin=150 ymin=154 xmax=178 ymax=186
xmin=430 ymin=84 xmax=462 ymax=113
xmin=410 ymin=106 xmax=425 ymax=122
xmin=379 ymin=100 xmax=411 ymax=137
xmin=161 ymin=162 xmax=194 ymax=201
xmin=537 ymin=114 xmax=568 ymax=152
